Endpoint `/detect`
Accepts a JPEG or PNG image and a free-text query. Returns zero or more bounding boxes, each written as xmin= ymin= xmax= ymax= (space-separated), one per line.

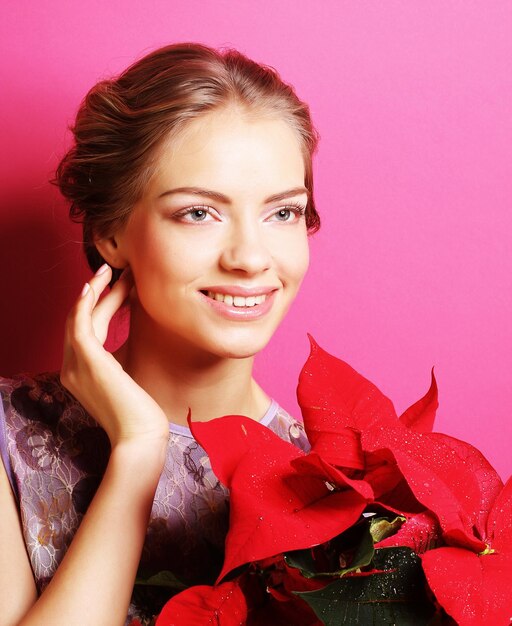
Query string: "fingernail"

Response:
xmin=95 ymin=263 xmax=110 ymax=276
xmin=81 ymin=282 xmax=90 ymax=297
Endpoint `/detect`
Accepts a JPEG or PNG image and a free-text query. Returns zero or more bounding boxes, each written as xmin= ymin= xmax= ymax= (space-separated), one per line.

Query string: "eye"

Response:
xmin=173 ymin=205 xmax=217 ymax=223
xmin=268 ymin=203 xmax=307 ymax=223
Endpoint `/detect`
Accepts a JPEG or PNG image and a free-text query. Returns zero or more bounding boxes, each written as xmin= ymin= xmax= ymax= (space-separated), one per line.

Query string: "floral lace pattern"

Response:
xmin=0 ymin=371 xmax=309 ymax=625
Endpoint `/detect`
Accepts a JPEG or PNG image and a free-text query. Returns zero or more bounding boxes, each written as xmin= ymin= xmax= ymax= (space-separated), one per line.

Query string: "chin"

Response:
xmin=222 ymin=348 xmax=262 ymax=359
xmin=208 ymin=331 xmax=273 ymax=360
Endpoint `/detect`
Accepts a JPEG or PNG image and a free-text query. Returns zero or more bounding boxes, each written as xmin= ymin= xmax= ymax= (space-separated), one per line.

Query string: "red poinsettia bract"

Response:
xmin=297 ymin=335 xmax=511 ymax=623
xmin=421 ymin=476 xmax=512 ymax=626
xmin=156 ymin=335 xmax=511 ymax=625
xmin=155 ymin=580 xmax=247 ymax=626
xmin=189 ymin=408 xmax=373 ymax=582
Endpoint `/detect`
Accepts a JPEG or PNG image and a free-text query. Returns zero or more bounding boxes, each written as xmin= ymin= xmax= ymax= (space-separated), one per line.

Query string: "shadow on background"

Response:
xmin=0 ymin=185 xmax=88 ymax=377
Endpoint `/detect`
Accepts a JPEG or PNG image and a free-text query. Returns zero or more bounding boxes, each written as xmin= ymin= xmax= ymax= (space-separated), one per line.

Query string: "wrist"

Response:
xmin=108 ymin=422 xmax=170 ymax=450
xmin=109 ymin=436 xmax=168 ymax=482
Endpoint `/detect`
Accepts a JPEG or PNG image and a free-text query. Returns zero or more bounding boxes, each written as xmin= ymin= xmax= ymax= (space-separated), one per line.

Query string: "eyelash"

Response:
xmin=174 ymin=202 xmax=307 ymax=223
xmin=173 ymin=204 xmax=212 ymax=221
xmin=276 ymin=202 xmax=307 ymax=220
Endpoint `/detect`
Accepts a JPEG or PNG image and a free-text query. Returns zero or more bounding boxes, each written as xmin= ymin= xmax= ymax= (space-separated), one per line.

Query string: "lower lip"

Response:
xmin=199 ymin=290 xmax=278 ymax=321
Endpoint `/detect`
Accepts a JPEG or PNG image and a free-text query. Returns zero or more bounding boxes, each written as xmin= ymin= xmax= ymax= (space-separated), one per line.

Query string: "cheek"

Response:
xmin=297 ymin=237 xmax=310 ymax=278
xmin=275 ymin=231 xmax=310 ymax=287
xmin=130 ymin=229 xmax=216 ymax=293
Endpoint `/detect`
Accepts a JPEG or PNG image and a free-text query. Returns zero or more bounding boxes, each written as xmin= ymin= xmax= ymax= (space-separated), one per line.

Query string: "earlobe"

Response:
xmin=93 ymin=234 xmax=128 ymax=270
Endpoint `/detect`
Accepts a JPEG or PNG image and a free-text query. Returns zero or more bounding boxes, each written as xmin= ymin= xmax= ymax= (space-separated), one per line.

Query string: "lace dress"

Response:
xmin=0 ymin=370 xmax=310 ymax=624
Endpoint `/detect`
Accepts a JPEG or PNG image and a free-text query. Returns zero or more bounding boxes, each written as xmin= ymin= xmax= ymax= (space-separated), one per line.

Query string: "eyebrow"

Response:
xmin=157 ymin=186 xmax=310 ymax=204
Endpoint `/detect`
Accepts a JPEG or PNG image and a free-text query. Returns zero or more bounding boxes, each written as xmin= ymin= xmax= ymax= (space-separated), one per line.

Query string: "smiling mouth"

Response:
xmin=200 ymin=290 xmax=268 ymax=307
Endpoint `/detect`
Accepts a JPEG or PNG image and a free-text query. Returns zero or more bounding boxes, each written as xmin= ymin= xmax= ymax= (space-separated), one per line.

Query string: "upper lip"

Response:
xmin=201 ymin=285 xmax=279 ymax=297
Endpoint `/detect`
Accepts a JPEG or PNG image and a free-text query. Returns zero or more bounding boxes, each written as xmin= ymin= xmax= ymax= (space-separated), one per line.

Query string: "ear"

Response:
xmin=93 ymin=232 xmax=129 ymax=270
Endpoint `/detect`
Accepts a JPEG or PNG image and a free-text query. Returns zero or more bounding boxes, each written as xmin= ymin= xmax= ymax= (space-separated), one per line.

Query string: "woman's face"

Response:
xmin=113 ymin=107 xmax=310 ymax=359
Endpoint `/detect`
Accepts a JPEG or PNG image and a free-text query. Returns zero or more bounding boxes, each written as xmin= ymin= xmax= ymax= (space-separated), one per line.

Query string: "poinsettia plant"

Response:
xmin=150 ymin=336 xmax=512 ymax=626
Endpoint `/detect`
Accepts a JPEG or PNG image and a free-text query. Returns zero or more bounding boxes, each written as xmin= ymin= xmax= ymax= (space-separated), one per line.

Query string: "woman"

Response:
xmin=0 ymin=42 xmax=319 ymax=625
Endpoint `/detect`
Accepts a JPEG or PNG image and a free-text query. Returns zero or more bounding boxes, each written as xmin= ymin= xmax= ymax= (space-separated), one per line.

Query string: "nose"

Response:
xmin=219 ymin=220 xmax=272 ymax=275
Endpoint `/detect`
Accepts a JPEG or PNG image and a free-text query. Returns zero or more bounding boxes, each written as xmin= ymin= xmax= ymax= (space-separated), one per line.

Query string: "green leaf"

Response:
xmin=369 ymin=515 xmax=406 ymax=543
xmin=295 ymin=548 xmax=435 ymax=626
xmin=285 ymin=524 xmax=375 ymax=578
xmin=134 ymin=570 xmax=188 ymax=591
xmin=284 ymin=548 xmax=318 ymax=578
xmin=334 ymin=525 xmax=374 ymax=577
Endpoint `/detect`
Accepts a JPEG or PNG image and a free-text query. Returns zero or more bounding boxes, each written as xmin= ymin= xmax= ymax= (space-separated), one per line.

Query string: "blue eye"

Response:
xmin=271 ymin=203 xmax=307 ymax=222
xmin=276 ymin=209 xmax=292 ymax=221
xmin=189 ymin=209 xmax=208 ymax=221
xmin=174 ymin=205 xmax=216 ymax=223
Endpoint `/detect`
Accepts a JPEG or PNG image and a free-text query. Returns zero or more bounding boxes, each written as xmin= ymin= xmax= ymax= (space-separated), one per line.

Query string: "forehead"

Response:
xmin=148 ymin=107 xmax=305 ymax=196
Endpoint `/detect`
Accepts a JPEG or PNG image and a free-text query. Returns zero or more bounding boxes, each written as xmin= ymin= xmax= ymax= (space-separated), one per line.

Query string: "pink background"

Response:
xmin=1 ymin=1 xmax=510 ymax=479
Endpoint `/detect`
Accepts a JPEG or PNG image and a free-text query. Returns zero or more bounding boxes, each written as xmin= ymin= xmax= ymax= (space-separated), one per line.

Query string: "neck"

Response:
xmin=113 ymin=302 xmax=271 ymax=427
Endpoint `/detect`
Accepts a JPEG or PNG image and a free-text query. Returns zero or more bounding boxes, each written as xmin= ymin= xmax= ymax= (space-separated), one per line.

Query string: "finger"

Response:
xmin=87 ymin=264 xmax=114 ymax=307
xmin=70 ymin=264 xmax=113 ymax=344
xmin=68 ymin=283 xmax=98 ymax=348
xmin=92 ymin=268 xmax=133 ymax=327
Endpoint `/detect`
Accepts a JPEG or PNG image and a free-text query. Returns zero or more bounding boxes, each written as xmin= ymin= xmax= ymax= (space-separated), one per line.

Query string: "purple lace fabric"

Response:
xmin=0 ymin=371 xmax=309 ymax=625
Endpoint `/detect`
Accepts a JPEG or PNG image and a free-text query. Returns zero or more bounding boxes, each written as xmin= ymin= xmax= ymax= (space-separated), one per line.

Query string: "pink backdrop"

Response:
xmin=1 ymin=1 xmax=510 ymax=479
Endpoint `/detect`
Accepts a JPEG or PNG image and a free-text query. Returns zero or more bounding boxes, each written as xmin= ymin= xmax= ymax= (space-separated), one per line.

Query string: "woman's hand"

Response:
xmin=5 ymin=263 xmax=169 ymax=626
xmin=60 ymin=263 xmax=169 ymax=447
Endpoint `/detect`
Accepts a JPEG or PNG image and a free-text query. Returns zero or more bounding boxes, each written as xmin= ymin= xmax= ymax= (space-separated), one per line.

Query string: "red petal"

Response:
xmin=297 ymin=336 xmax=398 ymax=469
xmin=487 ymin=476 xmax=512 ymax=551
xmin=305 ymin=429 xmax=364 ymax=470
xmin=375 ymin=511 xmax=441 ymax=553
xmin=374 ymin=479 xmax=425 ymax=515
xmin=290 ymin=452 xmax=374 ymax=500
xmin=189 ymin=413 xmax=302 ymax=489
xmin=427 ymin=432 xmax=503 ymax=538
xmin=362 ymin=450 xmax=403 ymax=500
xmin=221 ymin=478 xmax=367 ymax=581
xmin=248 ymin=594 xmax=322 ymax=626
xmin=399 ymin=368 xmax=438 ymax=433
xmin=191 ymin=414 xmax=369 ymax=582
xmin=253 ymin=555 xmax=282 ymax=570
xmin=156 ymin=581 xmax=248 ymax=626
xmin=362 ymin=426 xmax=489 ymax=551
xmin=421 ymin=547 xmax=512 ymax=626
xmin=266 ymin=585 xmax=290 ymax=603
xmin=281 ymin=562 xmax=329 ymax=594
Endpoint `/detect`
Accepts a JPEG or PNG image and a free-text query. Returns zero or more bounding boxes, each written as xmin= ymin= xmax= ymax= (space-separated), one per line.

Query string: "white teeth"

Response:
xmin=205 ymin=291 xmax=268 ymax=307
